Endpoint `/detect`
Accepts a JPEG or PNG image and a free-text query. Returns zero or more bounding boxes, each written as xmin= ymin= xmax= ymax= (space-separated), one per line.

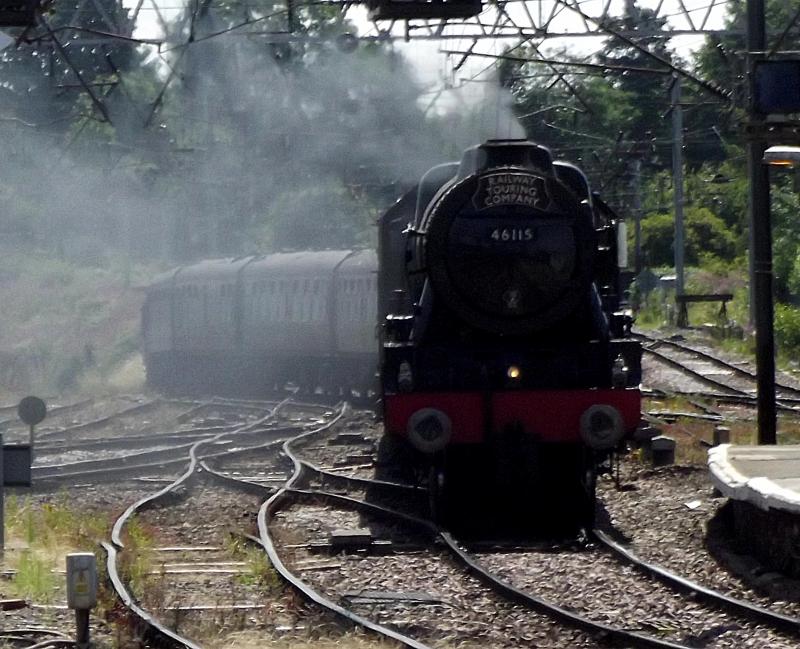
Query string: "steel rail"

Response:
xmin=35 ymin=427 xmax=231 ymax=453
xmin=198 ymin=461 xmax=277 ymax=496
xmin=256 ymin=404 xmax=436 ymax=649
xmin=636 ymin=333 xmax=800 ymax=399
xmin=109 ymin=397 xmax=290 ymax=545
xmin=103 ymin=542 xmax=204 ymax=649
xmin=645 ymin=386 xmax=800 ymax=409
xmin=592 ymin=529 xmax=800 ymax=633
xmin=33 ymin=418 xmax=292 ymax=473
xmin=645 ymin=370 xmax=800 ymax=412
xmin=206 ymin=428 xmax=797 ymax=649
xmin=299 ymin=458 xmax=426 ymax=493
xmin=440 ymin=532 xmax=694 ymax=649
xmin=104 ymin=398 xmax=295 ymax=649
xmin=271 ymin=481 xmax=703 ymax=649
xmin=643 ymin=346 xmax=750 ymax=396
xmin=0 ymin=397 xmax=94 ymax=417
xmin=34 ymin=398 xmax=171 ymax=440
xmin=35 ymin=421 xmax=302 ymax=483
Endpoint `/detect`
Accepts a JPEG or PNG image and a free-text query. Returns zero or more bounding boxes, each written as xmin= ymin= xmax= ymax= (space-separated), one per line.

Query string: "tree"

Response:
xmin=0 ymin=0 xmax=148 ymax=134
xmin=596 ymin=0 xmax=674 ymax=150
xmin=638 ymin=206 xmax=737 ymax=267
xmin=154 ymin=2 xmax=450 ymax=258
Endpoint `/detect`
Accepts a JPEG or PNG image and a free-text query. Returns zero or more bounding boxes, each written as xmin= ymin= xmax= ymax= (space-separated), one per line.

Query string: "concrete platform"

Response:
xmin=708 ymin=444 xmax=800 ymax=577
xmin=708 ymin=444 xmax=800 ymax=512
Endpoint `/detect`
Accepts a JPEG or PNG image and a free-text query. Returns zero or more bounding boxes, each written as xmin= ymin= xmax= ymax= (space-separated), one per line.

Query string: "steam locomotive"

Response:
xmin=142 ymin=138 xmax=641 ymax=530
xmin=378 ymin=139 xmax=641 ymax=528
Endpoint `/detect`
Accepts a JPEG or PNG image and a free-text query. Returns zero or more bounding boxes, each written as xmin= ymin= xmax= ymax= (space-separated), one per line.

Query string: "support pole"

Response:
xmin=747 ymin=0 xmax=777 ymax=444
xmin=0 ymin=435 xmax=4 ymax=557
xmin=75 ymin=609 xmax=90 ymax=649
xmin=671 ymin=75 xmax=686 ymax=309
xmin=631 ymin=158 xmax=642 ymax=275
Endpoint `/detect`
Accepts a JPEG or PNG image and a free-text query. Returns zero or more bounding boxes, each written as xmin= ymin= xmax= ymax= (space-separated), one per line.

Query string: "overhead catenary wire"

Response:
xmin=552 ymin=0 xmax=733 ymax=100
xmin=440 ymin=48 xmax=675 ymax=75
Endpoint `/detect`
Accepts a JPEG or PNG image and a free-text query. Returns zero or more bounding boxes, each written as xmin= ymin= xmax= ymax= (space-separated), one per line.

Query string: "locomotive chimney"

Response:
xmin=457 ymin=139 xmax=553 ymax=178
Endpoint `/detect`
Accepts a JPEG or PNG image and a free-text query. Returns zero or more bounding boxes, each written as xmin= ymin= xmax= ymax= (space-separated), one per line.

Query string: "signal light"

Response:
xmin=507 ymin=365 xmax=521 ymax=380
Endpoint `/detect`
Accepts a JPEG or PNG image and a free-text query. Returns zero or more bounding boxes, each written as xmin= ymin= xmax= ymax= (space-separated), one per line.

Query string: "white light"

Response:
xmin=763 ymin=146 xmax=800 ymax=167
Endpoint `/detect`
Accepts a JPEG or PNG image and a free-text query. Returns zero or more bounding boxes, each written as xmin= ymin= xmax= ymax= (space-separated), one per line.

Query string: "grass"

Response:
xmin=118 ymin=514 xmax=158 ymax=599
xmin=640 ymin=392 xmax=800 ymax=464
xmin=13 ymin=550 xmax=58 ymax=602
xmin=3 ymin=492 xmax=110 ymax=607
xmin=226 ymin=534 xmax=281 ymax=591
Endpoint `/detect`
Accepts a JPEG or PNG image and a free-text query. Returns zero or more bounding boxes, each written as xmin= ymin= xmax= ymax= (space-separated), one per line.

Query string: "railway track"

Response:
xmin=103 ymin=399 xmax=353 ymax=649
xmin=20 ymin=390 xmax=800 ymax=648
xmin=251 ymin=408 xmax=800 ymax=648
xmin=637 ymin=331 xmax=800 ymax=404
xmin=29 ymin=398 xmax=329 ymax=484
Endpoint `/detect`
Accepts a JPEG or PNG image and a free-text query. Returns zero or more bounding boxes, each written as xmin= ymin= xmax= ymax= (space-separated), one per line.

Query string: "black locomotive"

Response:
xmin=379 ymin=139 xmax=641 ymax=529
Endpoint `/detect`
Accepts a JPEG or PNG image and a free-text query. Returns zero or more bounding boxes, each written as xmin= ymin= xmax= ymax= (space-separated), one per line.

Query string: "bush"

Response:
xmin=638 ymin=206 xmax=737 ymax=267
xmin=775 ymin=304 xmax=800 ymax=353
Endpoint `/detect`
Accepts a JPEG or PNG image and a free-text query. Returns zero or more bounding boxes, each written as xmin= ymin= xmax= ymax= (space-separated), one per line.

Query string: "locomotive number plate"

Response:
xmin=473 ymin=172 xmax=549 ymax=211
xmin=489 ymin=227 xmax=534 ymax=242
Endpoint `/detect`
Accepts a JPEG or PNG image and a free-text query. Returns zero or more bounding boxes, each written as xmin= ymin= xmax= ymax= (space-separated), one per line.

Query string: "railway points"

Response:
xmin=5 ymin=385 xmax=800 ymax=648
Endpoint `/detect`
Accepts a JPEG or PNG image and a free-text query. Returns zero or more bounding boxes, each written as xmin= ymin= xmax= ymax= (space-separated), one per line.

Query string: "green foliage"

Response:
xmin=119 ymin=515 xmax=157 ymax=596
xmin=7 ymin=492 xmax=108 ymax=548
xmin=226 ymin=535 xmax=281 ymax=590
xmin=684 ymin=206 xmax=738 ymax=262
xmin=695 ymin=0 xmax=800 ymax=108
xmin=5 ymin=494 xmax=109 ymax=603
xmin=775 ymin=304 xmax=800 ymax=352
xmin=631 ymin=288 xmax=670 ymax=329
xmin=769 ymin=179 xmax=800 ymax=300
xmin=638 ymin=206 xmax=736 ymax=267
xmin=14 ymin=551 xmax=57 ymax=602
